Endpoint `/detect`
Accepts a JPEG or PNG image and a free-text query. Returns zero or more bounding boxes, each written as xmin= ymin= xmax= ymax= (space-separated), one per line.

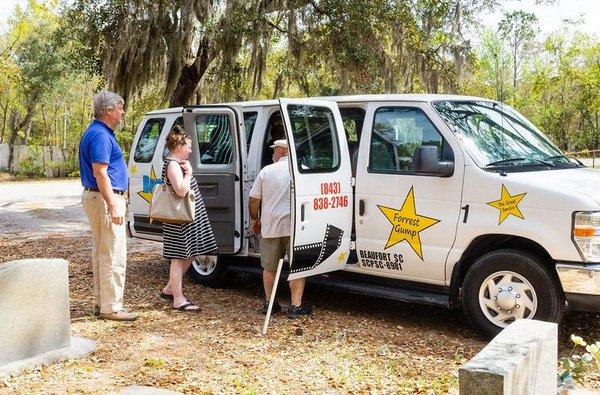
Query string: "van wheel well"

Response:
xmin=449 ymin=235 xmax=555 ymax=307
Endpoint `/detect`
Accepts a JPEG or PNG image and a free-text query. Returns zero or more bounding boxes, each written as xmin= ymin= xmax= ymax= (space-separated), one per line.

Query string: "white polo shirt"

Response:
xmin=249 ymin=156 xmax=291 ymax=238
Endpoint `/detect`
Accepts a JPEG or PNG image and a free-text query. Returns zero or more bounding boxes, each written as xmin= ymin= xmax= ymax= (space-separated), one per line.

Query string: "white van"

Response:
xmin=127 ymin=94 xmax=600 ymax=337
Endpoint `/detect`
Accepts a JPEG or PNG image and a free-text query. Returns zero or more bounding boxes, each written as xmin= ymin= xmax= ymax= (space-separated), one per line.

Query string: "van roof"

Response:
xmin=144 ymin=93 xmax=493 ymax=116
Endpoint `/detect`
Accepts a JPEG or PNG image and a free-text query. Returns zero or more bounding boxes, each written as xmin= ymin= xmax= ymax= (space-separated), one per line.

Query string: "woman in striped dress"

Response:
xmin=160 ymin=126 xmax=217 ymax=312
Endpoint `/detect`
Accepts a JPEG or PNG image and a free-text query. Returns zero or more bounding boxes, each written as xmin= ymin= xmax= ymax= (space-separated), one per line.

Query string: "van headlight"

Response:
xmin=573 ymin=211 xmax=600 ymax=262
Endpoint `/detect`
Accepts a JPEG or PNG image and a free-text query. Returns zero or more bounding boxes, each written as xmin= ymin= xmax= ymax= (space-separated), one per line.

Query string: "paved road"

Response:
xmin=0 ymin=180 xmax=153 ymax=251
xmin=0 ymin=180 xmax=87 ymax=239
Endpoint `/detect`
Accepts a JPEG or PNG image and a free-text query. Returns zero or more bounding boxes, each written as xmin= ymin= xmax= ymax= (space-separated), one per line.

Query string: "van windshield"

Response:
xmin=432 ymin=100 xmax=580 ymax=170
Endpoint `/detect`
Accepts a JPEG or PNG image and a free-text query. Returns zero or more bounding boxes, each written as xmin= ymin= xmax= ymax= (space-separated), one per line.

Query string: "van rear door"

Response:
xmin=279 ymin=99 xmax=353 ymax=280
xmin=128 ymin=115 xmax=172 ymax=240
xmin=183 ymin=106 xmax=246 ymax=254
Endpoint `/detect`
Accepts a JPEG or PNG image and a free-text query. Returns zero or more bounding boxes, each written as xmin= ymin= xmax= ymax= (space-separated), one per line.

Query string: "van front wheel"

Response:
xmin=461 ymin=249 xmax=564 ymax=338
xmin=187 ymin=255 xmax=229 ymax=287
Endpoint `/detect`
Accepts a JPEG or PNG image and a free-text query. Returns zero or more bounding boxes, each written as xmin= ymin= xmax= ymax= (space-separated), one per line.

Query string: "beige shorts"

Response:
xmin=260 ymin=236 xmax=290 ymax=272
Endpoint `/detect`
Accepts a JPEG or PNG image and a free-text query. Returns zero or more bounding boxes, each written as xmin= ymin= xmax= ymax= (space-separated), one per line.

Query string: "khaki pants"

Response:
xmin=81 ymin=190 xmax=127 ymax=314
xmin=260 ymin=236 xmax=290 ymax=272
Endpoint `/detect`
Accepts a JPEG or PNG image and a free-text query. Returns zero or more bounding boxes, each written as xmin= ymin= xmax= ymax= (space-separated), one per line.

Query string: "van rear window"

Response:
xmin=195 ymin=114 xmax=233 ymax=165
xmin=133 ymin=118 xmax=165 ymax=163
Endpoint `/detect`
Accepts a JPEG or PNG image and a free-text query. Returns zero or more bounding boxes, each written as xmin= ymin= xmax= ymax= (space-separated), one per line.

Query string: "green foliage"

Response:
xmin=15 ymin=29 xmax=65 ymax=97
xmin=462 ymin=17 xmax=600 ymax=152
xmin=64 ymin=154 xmax=80 ymax=177
xmin=17 ymin=145 xmax=45 ymax=177
xmin=559 ymin=335 xmax=600 ymax=386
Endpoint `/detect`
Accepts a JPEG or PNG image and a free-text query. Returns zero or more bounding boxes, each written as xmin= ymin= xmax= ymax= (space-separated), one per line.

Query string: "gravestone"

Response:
xmin=459 ymin=319 xmax=557 ymax=395
xmin=0 ymin=259 xmax=96 ymax=378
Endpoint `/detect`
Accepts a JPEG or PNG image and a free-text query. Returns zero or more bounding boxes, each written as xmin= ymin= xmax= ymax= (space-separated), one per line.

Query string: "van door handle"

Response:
xmin=359 ymin=199 xmax=365 ymax=216
xmin=301 ymin=203 xmax=305 ymax=222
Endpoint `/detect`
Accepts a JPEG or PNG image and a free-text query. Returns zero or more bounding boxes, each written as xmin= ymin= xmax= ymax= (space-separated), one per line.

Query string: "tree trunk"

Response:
xmin=40 ymin=103 xmax=50 ymax=146
xmin=24 ymin=121 xmax=31 ymax=146
xmin=0 ymin=100 xmax=8 ymax=144
xmin=7 ymin=125 xmax=18 ymax=171
xmin=8 ymin=91 xmax=39 ymax=170
xmin=168 ymin=37 xmax=214 ymax=107
xmin=451 ymin=0 xmax=464 ymax=86
xmin=52 ymin=104 xmax=60 ymax=147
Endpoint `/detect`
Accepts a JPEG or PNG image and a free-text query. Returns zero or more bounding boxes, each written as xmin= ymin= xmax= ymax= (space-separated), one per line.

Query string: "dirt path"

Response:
xmin=0 ymin=181 xmax=599 ymax=393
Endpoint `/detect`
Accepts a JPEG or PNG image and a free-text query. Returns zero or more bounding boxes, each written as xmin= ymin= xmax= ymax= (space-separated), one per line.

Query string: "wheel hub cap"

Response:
xmin=478 ymin=270 xmax=538 ymax=328
xmin=496 ymin=289 xmax=516 ymax=310
xmin=193 ymin=255 xmax=216 ymax=275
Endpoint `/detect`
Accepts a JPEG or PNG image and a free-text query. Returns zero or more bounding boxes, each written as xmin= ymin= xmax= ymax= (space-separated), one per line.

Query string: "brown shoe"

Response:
xmin=99 ymin=310 xmax=139 ymax=321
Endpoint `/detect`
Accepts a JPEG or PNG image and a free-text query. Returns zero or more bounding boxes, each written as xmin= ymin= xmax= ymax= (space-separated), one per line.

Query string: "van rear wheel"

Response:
xmin=187 ymin=255 xmax=229 ymax=287
xmin=461 ymin=249 xmax=564 ymax=338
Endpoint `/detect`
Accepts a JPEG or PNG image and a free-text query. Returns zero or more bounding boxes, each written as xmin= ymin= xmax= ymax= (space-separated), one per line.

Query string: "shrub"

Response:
xmin=17 ymin=146 xmax=46 ymax=178
xmin=559 ymin=334 xmax=600 ymax=389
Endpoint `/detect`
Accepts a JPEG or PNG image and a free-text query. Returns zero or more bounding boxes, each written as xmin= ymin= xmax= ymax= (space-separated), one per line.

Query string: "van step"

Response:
xmin=227 ymin=265 xmax=449 ymax=307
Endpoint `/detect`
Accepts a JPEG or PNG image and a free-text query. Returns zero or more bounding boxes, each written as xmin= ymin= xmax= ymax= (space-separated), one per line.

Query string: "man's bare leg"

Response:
xmin=289 ymin=277 xmax=306 ymax=306
xmin=263 ymin=269 xmax=276 ymax=300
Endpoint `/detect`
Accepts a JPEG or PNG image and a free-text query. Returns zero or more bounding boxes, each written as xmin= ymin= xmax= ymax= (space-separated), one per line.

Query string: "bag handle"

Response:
xmin=163 ymin=158 xmax=184 ymax=184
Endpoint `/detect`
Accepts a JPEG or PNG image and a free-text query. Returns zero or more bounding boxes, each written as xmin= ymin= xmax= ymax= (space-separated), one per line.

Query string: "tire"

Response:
xmin=187 ymin=255 xmax=230 ymax=288
xmin=461 ymin=249 xmax=564 ymax=338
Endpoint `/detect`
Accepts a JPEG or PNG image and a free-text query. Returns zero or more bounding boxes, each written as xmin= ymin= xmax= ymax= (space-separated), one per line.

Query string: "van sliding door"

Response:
xmin=182 ymin=106 xmax=246 ymax=254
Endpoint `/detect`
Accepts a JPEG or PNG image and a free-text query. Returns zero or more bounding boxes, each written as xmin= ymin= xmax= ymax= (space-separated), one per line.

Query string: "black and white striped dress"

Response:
xmin=162 ymin=159 xmax=217 ymax=259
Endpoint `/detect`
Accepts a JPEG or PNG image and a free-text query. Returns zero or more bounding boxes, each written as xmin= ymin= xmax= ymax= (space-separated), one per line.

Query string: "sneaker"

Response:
xmin=261 ymin=300 xmax=281 ymax=315
xmin=287 ymin=304 xmax=313 ymax=319
xmin=99 ymin=310 xmax=139 ymax=321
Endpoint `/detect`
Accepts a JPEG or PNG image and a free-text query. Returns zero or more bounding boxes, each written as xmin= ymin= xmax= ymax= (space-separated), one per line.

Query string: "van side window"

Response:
xmin=288 ymin=105 xmax=340 ymax=173
xmin=369 ymin=107 xmax=449 ymax=173
xmin=244 ymin=112 xmax=258 ymax=152
xmin=340 ymin=108 xmax=365 ymax=143
xmin=195 ymin=114 xmax=233 ymax=164
xmin=133 ymin=118 xmax=165 ymax=163
xmin=162 ymin=117 xmax=184 ymax=159
xmin=340 ymin=107 xmax=365 ymax=176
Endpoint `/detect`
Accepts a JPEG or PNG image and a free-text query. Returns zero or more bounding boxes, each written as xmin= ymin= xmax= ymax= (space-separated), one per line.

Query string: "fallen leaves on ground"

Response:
xmin=1 ymin=236 xmax=599 ymax=394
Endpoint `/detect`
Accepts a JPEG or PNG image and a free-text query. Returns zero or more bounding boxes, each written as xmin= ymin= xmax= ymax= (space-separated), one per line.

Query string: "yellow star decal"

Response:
xmin=137 ymin=167 xmax=160 ymax=204
xmin=336 ymin=251 xmax=347 ymax=263
xmin=487 ymin=184 xmax=527 ymax=225
xmin=378 ymin=187 xmax=440 ymax=260
xmin=130 ymin=164 xmax=137 ymax=176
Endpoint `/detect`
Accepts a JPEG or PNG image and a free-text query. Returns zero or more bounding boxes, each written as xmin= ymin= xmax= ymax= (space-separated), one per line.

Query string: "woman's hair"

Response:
xmin=165 ymin=125 xmax=190 ymax=150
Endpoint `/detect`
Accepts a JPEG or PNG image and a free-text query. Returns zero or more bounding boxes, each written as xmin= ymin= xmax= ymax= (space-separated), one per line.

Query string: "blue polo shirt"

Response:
xmin=79 ymin=120 xmax=129 ymax=191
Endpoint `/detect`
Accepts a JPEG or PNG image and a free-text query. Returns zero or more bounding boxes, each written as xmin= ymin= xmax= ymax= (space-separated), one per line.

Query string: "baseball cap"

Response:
xmin=269 ymin=139 xmax=288 ymax=149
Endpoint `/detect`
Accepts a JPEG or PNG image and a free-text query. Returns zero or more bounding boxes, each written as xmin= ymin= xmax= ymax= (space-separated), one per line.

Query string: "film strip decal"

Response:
xmin=291 ymin=224 xmax=344 ymax=274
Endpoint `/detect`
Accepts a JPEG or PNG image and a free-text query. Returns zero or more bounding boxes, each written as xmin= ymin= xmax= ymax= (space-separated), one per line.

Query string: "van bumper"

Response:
xmin=556 ymin=262 xmax=600 ymax=312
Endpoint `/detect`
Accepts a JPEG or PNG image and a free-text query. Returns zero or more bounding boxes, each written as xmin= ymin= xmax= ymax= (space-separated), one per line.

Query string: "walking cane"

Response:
xmin=262 ymin=258 xmax=284 ymax=335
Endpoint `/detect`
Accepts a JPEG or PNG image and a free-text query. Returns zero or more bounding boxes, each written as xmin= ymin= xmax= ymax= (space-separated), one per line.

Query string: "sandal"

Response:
xmin=159 ymin=292 xmax=174 ymax=301
xmin=174 ymin=302 xmax=200 ymax=312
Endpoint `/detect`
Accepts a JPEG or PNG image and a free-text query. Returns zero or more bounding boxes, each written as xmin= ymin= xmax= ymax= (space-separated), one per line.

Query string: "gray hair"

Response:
xmin=93 ymin=90 xmax=124 ymax=118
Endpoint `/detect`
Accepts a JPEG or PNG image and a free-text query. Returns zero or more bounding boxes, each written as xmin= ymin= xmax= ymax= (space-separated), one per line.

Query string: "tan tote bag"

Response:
xmin=149 ymin=161 xmax=196 ymax=224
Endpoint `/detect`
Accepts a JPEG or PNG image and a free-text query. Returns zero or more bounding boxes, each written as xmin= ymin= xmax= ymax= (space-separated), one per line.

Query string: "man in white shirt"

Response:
xmin=249 ymin=139 xmax=312 ymax=319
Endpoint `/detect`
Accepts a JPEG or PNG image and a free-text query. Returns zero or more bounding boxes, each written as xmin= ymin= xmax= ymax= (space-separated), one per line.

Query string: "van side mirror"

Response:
xmin=412 ymin=145 xmax=454 ymax=177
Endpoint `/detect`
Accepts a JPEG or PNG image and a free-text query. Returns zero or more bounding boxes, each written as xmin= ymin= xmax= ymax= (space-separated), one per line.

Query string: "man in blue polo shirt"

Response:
xmin=79 ymin=90 xmax=138 ymax=321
